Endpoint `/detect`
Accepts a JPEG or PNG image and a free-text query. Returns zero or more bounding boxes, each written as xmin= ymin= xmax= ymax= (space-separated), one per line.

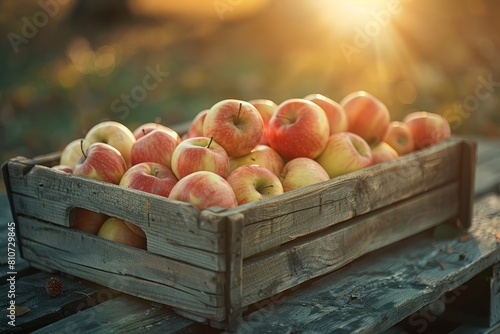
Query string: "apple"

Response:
xmin=72 ymin=208 xmax=108 ymax=235
xmin=183 ymin=109 xmax=208 ymax=140
xmin=383 ymin=121 xmax=415 ymax=156
xmin=132 ymin=122 xmax=182 ymax=143
xmin=248 ymin=99 xmax=278 ymax=145
xmin=229 ymin=144 xmax=284 ymax=177
xmin=280 ymin=157 xmax=330 ymax=192
xmin=371 ymin=142 xmax=399 ymax=165
xmin=171 ymin=136 xmax=230 ymax=179
xmin=403 ymin=111 xmax=451 ymax=150
xmin=168 ymin=171 xmax=238 ymax=210
xmin=315 ymin=132 xmax=373 ymax=178
xmin=59 ymin=138 xmax=83 ymax=168
xmin=203 ymin=99 xmax=264 ymax=157
xmin=119 ymin=162 xmax=178 ymax=198
xmin=266 ymin=98 xmax=330 ymax=160
xmin=97 ymin=217 xmax=147 ymax=249
xmin=73 ymin=142 xmax=128 ymax=184
xmin=341 ymin=91 xmax=390 ymax=147
xmin=226 ymin=165 xmax=284 ymax=205
xmin=130 ymin=129 xmax=179 ymax=169
xmin=51 ymin=165 xmax=73 ymax=173
xmin=304 ymin=93 xmax=348 ymax=134
xmin=83 ymin=121 xmax=136 ymax=167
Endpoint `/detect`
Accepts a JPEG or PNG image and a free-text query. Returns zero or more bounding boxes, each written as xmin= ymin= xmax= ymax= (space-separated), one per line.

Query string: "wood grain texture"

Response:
xmin=0 ymin=271 xmax=110 ymax=333
xmin=490 ymin=263 xmax=500 ymax=327
xmin=17 ymin=215 xmax=227 ymax=319
xmin=236 ymin=137 xmax=465 ymax=258
xmin=241 ymin=182 xmax=460 ymax=307
xmin=31 ymin=295 xmax=198 ymax=334
xmin=227 ymin=193 xmax=500 ymax=334
xmin=7 ymin=163 xmax=228 ymax=271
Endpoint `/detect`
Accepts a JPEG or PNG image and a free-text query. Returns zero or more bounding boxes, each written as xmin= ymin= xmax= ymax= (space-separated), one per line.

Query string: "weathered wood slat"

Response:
xmin=7 ymin=164 xmax=228 ymax=271
xmin=11 ymin=194 xmax=226 ymax=272
xmin=17 ymin=215 xmax=226 ymax=309
xmin=489 ymin=263 xmax=500 ymax=327
xmin=236 ymin=137 xmax=464 ymax=258
xmin=31 ymin=295 xmax=199 ymax=334
xmin=241 ymin=181 xmax=460 ymax=307
xmin=0 ymin=271 xmax=113 ymax=333
xmin=227 ymin=193 xmax=500 ymax=334
xmin=458 ymin=140 xmax=477 ymax=228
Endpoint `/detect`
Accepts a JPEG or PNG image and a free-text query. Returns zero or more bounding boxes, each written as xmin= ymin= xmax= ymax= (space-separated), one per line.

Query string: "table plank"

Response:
xmin=227 ymin=193 xmax=500 ymax=334
xmin=31 ymin=295 xmax=207 ymax=334
xmin=0 ymin=271 xmax=116 ymax=333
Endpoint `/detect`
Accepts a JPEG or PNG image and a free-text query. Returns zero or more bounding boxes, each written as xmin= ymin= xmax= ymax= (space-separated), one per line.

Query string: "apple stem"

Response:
xmin=207 ymin=136 xmax=214 ymax=149
xmin=153 ymin=167 xmax=159 ymax=177
xmin=80 ymin=139 xmax=87 ymax=159
xmin=258 ymin=184 xmax=275 ymax=193
xmin=235 ymin=103 xmax=242 ymax=126
xmin=142 ymin=129 xmax=146 ymax=136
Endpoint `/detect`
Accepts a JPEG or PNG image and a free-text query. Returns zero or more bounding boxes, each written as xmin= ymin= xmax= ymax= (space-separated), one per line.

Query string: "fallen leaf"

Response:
xmin=15 ymin=305 xmax=31 ymax=317
xmin=496 ymin=231 xmax=500 ymax=240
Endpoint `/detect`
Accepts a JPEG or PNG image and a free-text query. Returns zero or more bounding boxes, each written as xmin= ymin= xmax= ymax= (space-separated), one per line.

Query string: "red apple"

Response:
xmin=371 ymin=142 xmax=399 ymax=165
xmin=97 ymin=217 xmax=147 ymax=249
xmin=341 ymin=91 xmax=390 ymax=147
xmin=229 ymin=144 xmax=284 ymax=177
xmin=168 ymin=171 xmax=238 ymax=210
xmin=280 ymin=157 xmax=330 ymax=192
xmin=403 ymin=111 xmax=451 ymax=150
xmin=315 ymin=132 xmax=373 ymax=178
xmin=60 ymin=138 xmax=84 ymax=168
xmin=72 ymin=208 xmax=109 ymax=235
xmin=130 ymin=129 xmax=179 ymax=169
xmin=203 ymin=99 xmax=264 ymax=157
xmin=183 ymin=109 xmax=208 ymax=140
xmin=226 ymin=165 xmax=284 ymax=205
xmin=383 ymin=121 xmax=415 ymax=156
xmin=304 ymin=93 xmax=348 ymax=135
xmin=73 ymin=142 xmax=128 ymax=184
xmin=171 ymin=136 xmax=230 ymax=179
xmin=132 ymin=122 xmax=182 ymax=143
xmin=119 ymin=162 xmax=178 ymax=198
xmin=248 ymin=99 xmax=278 ymax=145
xmin=266 ymin=98 xmax=330 ymax=160
xmin=83 ymin=121 xmax=136 ymax=167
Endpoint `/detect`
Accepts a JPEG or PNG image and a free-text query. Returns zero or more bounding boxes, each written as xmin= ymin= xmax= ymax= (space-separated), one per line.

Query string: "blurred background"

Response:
xmin=1 ymin=0 xmax=499 ymax=167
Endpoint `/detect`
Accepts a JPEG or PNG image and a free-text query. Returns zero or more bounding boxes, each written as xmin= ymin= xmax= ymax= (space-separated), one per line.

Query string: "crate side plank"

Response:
xmin=7 ymin=161 xmax=224 ymax=237
xmin=229 ymin=193 xmax=500 ymax=334
xmin=19 ymin=246 xmax=227 ymax=322
xmin=240 ymin=139 xmax=463 ymax=258
xmin=11 ymin=193 xmax=226 ymax=271
xmin=459 ymin=139 xmax=477 ymax=228
xmin=17 ymin=215 xmax=225 ymax=299
xmin=241 ymin=181 xmax=460 ymax=307
xmin=225 ymin=213 xmax=245 ymax=330
xmin=236 ymin=137 xmax=463 ymax=224
xmin=7 ymin=166 xmax=229 ymax=267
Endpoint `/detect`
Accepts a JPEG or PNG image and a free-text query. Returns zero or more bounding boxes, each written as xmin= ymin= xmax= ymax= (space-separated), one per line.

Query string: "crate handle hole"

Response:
xmin=69 ymin=207 xmax=148 ymax=250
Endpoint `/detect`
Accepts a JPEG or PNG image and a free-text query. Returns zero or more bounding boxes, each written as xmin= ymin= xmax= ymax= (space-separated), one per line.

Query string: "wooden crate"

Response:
xmin=1 ymin=136 xmax=476 ymax=330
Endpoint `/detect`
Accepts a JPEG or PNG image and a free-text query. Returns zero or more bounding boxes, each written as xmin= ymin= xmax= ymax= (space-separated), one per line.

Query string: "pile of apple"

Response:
xmin=54 ymin=91 xmax=451 ymax=249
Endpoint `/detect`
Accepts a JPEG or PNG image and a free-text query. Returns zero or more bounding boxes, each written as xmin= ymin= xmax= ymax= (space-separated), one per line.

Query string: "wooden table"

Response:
xmin=1 ymin=136 xmax=500 ymax=334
